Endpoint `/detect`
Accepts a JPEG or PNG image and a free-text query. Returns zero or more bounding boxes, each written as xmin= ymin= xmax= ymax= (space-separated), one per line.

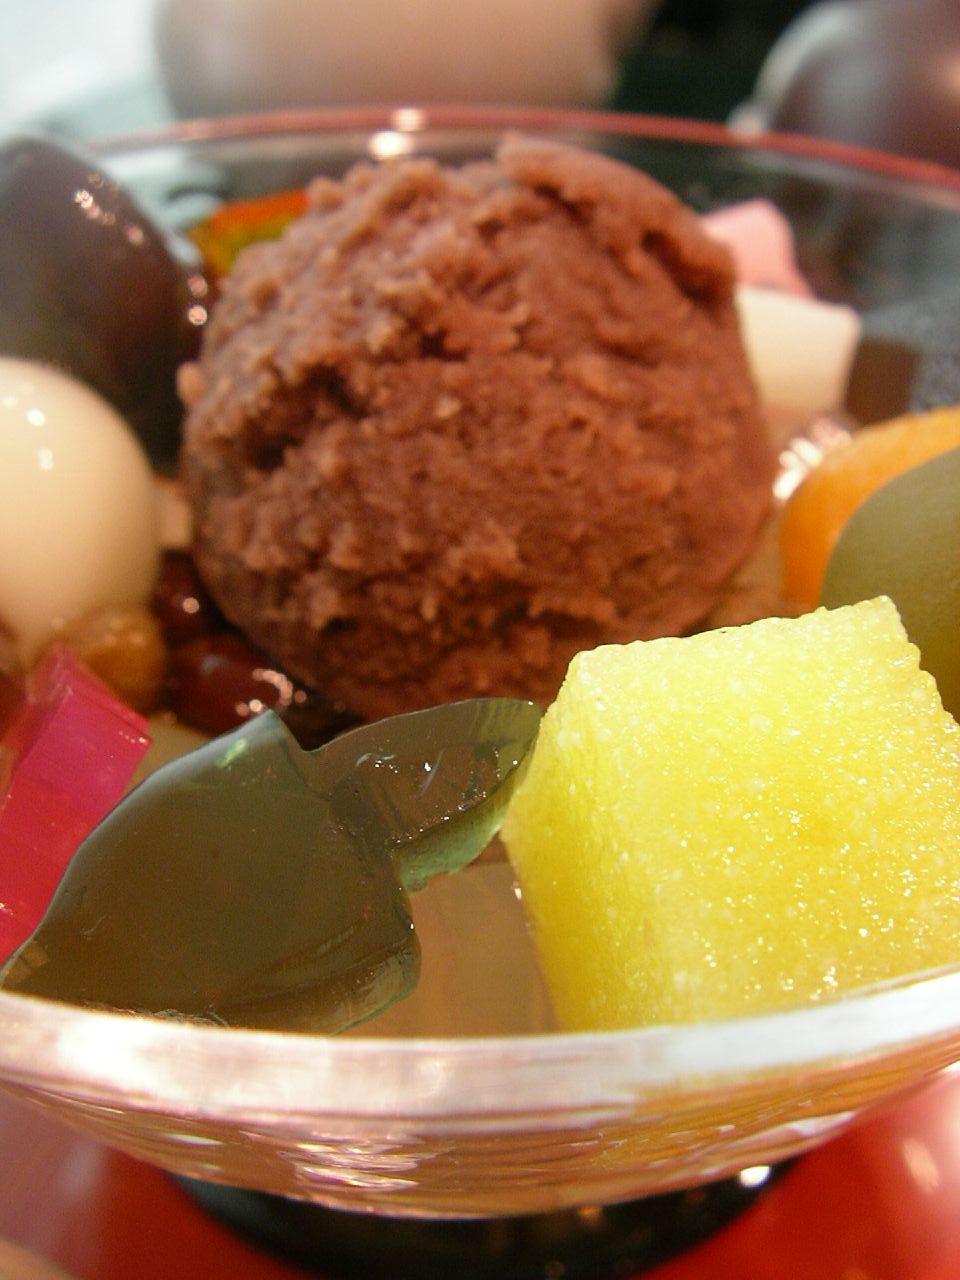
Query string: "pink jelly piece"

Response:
xmin=0 ymin=645 xmax=150 ymax=962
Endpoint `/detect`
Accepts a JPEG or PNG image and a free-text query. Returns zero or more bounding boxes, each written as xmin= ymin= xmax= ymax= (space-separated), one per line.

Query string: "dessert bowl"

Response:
xmin=1 ymin=108 xmax=960 ymax=1227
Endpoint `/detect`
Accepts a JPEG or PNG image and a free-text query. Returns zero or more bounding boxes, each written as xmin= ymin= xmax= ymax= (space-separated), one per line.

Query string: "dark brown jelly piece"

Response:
xmin=856 ymin=288 xmax=960 ymax=418
xmin=0 ymin=135 xmax=202 ymax=470
xmin=0 ymin=697 xmax=542 ymax=1032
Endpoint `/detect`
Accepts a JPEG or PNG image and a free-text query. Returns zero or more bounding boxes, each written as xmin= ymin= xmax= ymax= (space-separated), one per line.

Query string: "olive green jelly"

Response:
xmin=0 ymin=698 xmax=541 ymax=1032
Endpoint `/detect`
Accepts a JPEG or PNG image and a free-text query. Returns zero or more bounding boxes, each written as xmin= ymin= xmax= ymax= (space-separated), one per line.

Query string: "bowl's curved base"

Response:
xmin=176 ymin=1168 xmax=788 ymax=1279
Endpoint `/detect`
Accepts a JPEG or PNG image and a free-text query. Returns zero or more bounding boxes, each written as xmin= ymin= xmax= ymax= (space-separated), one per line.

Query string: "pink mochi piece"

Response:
xmin=702 ymin=198 xmax=812 ymax=296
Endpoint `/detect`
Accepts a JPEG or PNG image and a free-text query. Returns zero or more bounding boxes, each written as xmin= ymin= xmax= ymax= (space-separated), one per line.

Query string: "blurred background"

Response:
xmin=0 ymin=0 xmax=957 ymax=167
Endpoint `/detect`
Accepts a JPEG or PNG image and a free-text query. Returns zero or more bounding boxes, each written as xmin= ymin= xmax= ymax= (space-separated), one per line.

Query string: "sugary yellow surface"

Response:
xmin=501 ymin=598 xmax=960 ymax=1030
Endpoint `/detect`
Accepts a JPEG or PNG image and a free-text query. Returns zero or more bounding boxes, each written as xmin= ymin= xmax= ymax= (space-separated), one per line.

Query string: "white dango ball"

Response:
xmin=0 ymin=356 xmax=160 ymax=666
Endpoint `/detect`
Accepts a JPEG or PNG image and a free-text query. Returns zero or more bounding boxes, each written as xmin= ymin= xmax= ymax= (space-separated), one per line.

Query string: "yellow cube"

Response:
xmin=501 ymin=598 xmax=960 ymax=1030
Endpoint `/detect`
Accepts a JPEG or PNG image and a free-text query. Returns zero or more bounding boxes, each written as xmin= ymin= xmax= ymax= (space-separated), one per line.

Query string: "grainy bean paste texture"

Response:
xmin=179 ymin=136 xmax=774 ymax=720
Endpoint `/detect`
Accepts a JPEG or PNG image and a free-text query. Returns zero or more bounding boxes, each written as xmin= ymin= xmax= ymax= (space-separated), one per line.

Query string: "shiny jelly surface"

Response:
xmin=0 ymin=647 xmax=150 ymax=963
xmin=0 ymin=697 xmax=541 ymax=1033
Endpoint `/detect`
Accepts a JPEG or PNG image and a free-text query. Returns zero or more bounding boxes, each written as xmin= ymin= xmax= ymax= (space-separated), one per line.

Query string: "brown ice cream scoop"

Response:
xmin=179 ymin=136 xmax=774 ymax=721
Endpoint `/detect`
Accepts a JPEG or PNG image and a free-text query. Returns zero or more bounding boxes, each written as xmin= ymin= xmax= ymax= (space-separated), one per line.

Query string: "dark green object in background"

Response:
xmin=611 ymin=0 xmax=811 ymax=121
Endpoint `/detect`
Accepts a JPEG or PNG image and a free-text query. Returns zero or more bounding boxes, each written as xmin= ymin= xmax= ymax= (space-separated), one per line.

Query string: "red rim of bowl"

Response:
xmin=89 ymin=103 xmax=960 ymax=195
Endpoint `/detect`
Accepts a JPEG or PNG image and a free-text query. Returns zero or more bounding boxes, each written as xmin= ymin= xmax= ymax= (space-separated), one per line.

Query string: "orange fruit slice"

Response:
xmin=780 ymin=404 xmax=960 ymax=610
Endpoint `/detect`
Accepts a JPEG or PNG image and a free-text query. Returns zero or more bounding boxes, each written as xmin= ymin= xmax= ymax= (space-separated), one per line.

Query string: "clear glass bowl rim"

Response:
xmin=89 ymin=103 xmax=960 ymax=197
xmin=4 ymin=963 xmax=960 ymax=1123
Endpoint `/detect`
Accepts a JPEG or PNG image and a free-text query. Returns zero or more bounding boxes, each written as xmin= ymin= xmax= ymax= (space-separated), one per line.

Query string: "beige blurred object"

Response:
xmin=732 ymin=0 xmax=960 ymax=169
xmin=154 ymin=0 xmax=658 ymax=116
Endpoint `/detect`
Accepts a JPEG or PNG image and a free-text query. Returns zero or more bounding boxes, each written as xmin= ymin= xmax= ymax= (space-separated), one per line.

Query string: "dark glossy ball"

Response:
xmin=0 ymin=135 xmax=202 ymax=470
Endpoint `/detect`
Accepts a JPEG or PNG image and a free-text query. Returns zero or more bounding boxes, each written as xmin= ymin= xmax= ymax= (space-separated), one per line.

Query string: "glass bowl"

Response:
xmin=2 ymin=107 xmax=960 ymax=1224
